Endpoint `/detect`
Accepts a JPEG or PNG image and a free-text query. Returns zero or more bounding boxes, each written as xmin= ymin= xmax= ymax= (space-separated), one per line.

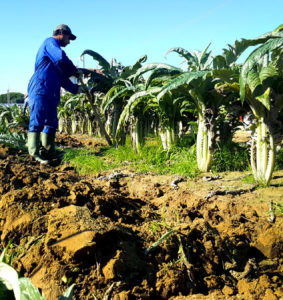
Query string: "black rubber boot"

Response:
xmin=27 ymin=132 xmax=49 ymax=164
xmin=41 ymin=133 xmax=64 ymax=160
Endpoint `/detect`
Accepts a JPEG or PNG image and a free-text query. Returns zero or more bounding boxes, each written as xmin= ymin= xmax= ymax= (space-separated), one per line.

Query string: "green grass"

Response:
xmin=62 ymin=137 xmax=283 ymax=178
xmin=274 ymin=146 xmax=283 ymax=171
xmin=62 ymin=148 xmax=112 ymax=175
xmin=62 ymin=136 xmax=255 ymax=177
xmin=62 ymin=137 xmax=200 ymax=177
xmin=241 ymin=173 xmax=257 ymax=185
xmin=211 ymin=141 xmax=250 ymax=172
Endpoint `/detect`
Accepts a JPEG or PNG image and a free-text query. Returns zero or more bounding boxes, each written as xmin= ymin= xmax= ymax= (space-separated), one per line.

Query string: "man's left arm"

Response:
xmin=45 ymin=39 xmax=78 ymax=78
xmin=56 ymin=51 xmax=78 ymax=78
xmin=61 ymin=76 xmax=79 ymax=94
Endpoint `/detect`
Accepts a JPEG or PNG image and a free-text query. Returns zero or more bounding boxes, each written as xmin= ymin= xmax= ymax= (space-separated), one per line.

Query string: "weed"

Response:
xmin=0 ymin=240 xmax=22 ymax=266
xmin=145 ymin=211 xmax=195 ymax=286
xmin=150 ymin=221 xmax=162 ymax=233
xmin=0 ymin=131 xmax=27 ymax=150
xmin=62 ymin=137 xmax=260 ymax=177
xmin=274 ymin=201 xmax=283 ymax=217
xmin=63 ymin=148 xmax=110 ymax=175
xmin=211 ymin=141 xmax=250 ymax=172
xmin=274 ymin=147 xmax=283 ymax=171
xmin=241 ymin=174 xmax=257 ymax=185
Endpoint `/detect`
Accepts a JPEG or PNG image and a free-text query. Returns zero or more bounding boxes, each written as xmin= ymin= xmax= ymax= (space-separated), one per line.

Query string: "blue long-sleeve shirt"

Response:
xmin=28 ymin=37 xmax=78 ymax=102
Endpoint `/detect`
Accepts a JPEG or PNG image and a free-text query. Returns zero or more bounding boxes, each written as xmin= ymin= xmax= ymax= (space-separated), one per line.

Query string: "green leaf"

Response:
xmin=115 ymin=87 xmax=161 ymax=141
xmin=240 ymin=37 xmax=283 ymax=101
xmin=145 ymin=68 xmax=182 ymax=89
xmin=242 ymin=37 xmax=283 ymax=78
xmin=102 ymin=86 xmax=135 ymax=112
xmin=58 ymin=283 xmax=75 ymax=300
xmin=133 ymin=63 xmax=181 ymax=84
xmin=120 ymin=55 xmax=147 ymax=79
xmin=113 ymin=79 xmax=133 ymax=88
xmin=127 ymin=87 xmax=161 ymax=107
xmin=271 ymin=48 xmax=283 ymax=76
xmin=0 ymin=262 xmax=20 ymax=300
xmin=213 ymin=55 xmax=228 ymax=69
xmin=214 ymin=82 xmax=240 ymax=95
xmin=259 ymin=64 xmax=279 ymax=82
xmin=213 ymin=68 xmax=239 ymax=82
xmin=247 ymin=69 xmax=262 ymax=94
xmin=157 ymin=71 xmax=209 ymax=101
xmin=18 ymin=277 xmax=45 ymax=300
xmin=164 ymin=47 xmax=194 ymax=62
xmin=145 ymin=229 xmax=175 ymax=255
xmin=81 ymin=50 xmax=110 ymax=71
xmin=221 ymin=25 xmax=283 ymax=66
xmin=0 ymin=248 xmax=6 ymax=263
xmin=199 ymin=42 xmax=212 ymax=67
xmin=256 ymin=88 xmax=271 ymax=111
xmin=272 ymin=24 xmax=283 ymax=35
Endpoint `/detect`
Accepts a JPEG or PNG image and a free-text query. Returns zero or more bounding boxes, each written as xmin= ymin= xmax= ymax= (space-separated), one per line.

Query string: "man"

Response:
xmin=27 ymin=24 xmax=84 ymax=163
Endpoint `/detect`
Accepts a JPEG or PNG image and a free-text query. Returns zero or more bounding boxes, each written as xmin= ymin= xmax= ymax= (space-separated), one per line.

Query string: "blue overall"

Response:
xmin=28 ymin=37 xmax=78 ymax=134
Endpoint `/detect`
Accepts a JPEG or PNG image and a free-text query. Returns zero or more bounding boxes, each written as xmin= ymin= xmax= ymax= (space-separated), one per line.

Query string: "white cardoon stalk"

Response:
xmin=58 ymin=118 xmax=64 ymax=133
xmin=197 ymin=115 xmax=213 ymax=172
xmin=252 ymin=119 xmax=275 ymax=185
xmin=159 ymin=124 xmax=179 ymax=150
xmin=71 ymin=120 xmax=78 ymax=134
xmin=87 ymin=119 xmax=93 ymax=136
xmin=131 ymin=117 xmax=143 ymax=153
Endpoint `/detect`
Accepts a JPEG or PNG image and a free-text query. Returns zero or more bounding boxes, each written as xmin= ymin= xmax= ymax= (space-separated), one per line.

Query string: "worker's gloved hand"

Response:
xmin=75 ymin=69 xmax=84 ymax=79
xmin=89 ymin=87 xmax=96 ymax=94
xmin=77 ymin=86 xmax=87 ymax=94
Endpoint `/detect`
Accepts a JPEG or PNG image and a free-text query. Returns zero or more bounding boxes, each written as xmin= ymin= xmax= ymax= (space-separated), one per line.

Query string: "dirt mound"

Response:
xmin=0 ymin=144 xmax=282 ymax=299
xmin=56 ymin=133 xmax=108 ymax=148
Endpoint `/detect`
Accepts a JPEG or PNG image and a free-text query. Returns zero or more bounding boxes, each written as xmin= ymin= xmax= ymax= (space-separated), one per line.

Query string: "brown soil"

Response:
xmin=0 ymin=135 xmax=282 ymax=300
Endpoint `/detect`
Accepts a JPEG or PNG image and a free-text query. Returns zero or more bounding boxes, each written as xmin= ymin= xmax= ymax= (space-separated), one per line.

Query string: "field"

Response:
xmin=1 ymin=24 xmax=283 ymax=300
xmin=0 ymin=134 xmax=282 ymax=300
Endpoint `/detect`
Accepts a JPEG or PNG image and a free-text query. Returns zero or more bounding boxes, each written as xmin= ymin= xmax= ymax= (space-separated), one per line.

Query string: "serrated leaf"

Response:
xmin=259 ymin=64 xmax=279 ymax=82
xmin=256 ymin=88 xmax=271 ymax=111
xmin=213 ymin=55 xmax=228 ymax=69
xmin=120 ymin=55 xmax=147 ymax=79
xmin=157 ymin=71 xmax=209 ymax=101
xmin=133 ymin=63 xmax=181 ymax=84
xmin=240 ymin=37 xmax=283 ymax=101
xmin=221 ymin=26 xmax=282 ymax=66
xmin=271 ymin=48 xmax=283 ymax=76
xmin=115 ymin=87 xmax=161 ymax=141
xmin=81 ymin=50 xmax=110 ymax=71
xmin=102 ymin=86 xmax=135 ymax=112
xmin=242 ymin=37 xmax=283 ymax=78
xmin=145 ymin=68 xmax=182 ymax=89
xmin=214 ymin=82 xmax=240 ymax=95
xmin=0 ymin=262 xmax=20 ymax=300
xmin=213 ymin=68 xmax=239 ymax=82
xmin=164 ymin=47 xmax=194 ymax=62
xmin=58 ymin=283 xmax=75 ymax=300
xmin=18 ymin=277 xmax=45 ymax=300
xmin=272 ymin=24 xmax=283 ymax=35
xmin=199 ymin=42 xmax=212 ymax=68
xmin=247 ymin=69 xmax=261 ymax=93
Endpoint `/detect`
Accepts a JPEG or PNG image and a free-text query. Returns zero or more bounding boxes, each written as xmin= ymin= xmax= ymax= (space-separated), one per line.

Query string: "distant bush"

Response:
xmin=0 ymin=92 xmax=24 ymax=104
